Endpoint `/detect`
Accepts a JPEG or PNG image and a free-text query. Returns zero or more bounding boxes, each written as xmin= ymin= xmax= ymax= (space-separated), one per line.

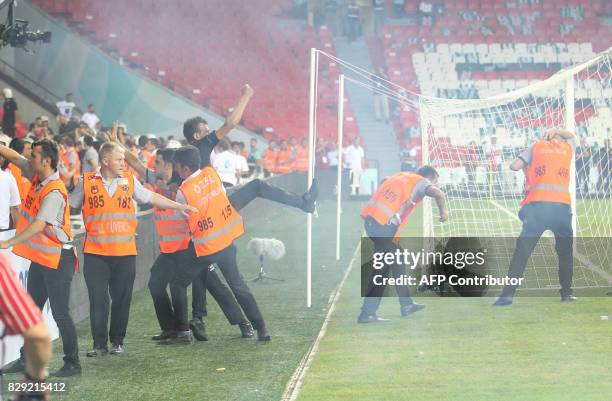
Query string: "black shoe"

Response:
xmin=159 ymin=333 xmax=194 ymax=345
xmin=3 ymin=359 xmax=25 ymax=373
xmin=400 ymin=303 xmax=426 ymax=317
xmin=493 ymin=296 xmax=513 ymax=306
xmin=86 ymin=347 xmax=108 ymax=357
xmin=357 ymin=314 xmax=389 ymax=324
xmin=50 ymin=362 xmax=82 ymax=377
xmin=239 ymin=321 xmax=254 ymax=338
xmin=302 ymin=178 xmax=319 ymax=213
xmin=189 ymin=319 xmax=209 ymax=341
xmin=257 ymin=326 xmax=271 ymax=342
xmin=561 ymin=295 xmax=578 ymax=302
xmin=151 ymin=331 xmax=177 ymax=341
xmin=110 ymin=344 xmax=124 ymax=355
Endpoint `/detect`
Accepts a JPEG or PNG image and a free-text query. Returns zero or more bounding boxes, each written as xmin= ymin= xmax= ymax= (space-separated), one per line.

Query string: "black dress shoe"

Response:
xmin=110 ymin=344 xmax=124 ymax=355
xmin=239 ymin=321 xmax=254 ymax=338
xmin=86 ymin=348 xmax=108 ymax=357
xmin=561 ymin=295 xmax=578 ymax=302
xmin=357 ymin=314 xmax=389 ymax=324
xmin=493 ymin=296 xmax=513 ymax=306
xmin=400 ymin=303 xmax=426 ymax=317
xmin=159 ymin=333 xmax=194 ymax=345
xmin=51 ymin=362 xmax=82 ymax=377
xmin=152 ymin=331 xmax=177 ymax=341
xmin=189 ymin=319 xmax=209 ymax=341
xmin=257 ymin=326 xmax=271 ymax=341
xmin=302 ymin=179 xmax=319 ymax=213
xmin=4 ymin=359 xmax=25 ymax=373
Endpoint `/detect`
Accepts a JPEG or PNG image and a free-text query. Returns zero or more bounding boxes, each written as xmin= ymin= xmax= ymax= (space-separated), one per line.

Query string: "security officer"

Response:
xmin=494 ymin=129 xmax=578 ymax=305
xmin=358 ymin=166 xmax=448 ymax=323
xmin=0 ymin=139 xmax=81 ymax=377
xmin=69 ymin=141 xmax=195 ymax=356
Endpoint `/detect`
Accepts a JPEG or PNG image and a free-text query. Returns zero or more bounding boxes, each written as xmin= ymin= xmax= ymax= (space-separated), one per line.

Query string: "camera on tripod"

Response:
xmin=1 ymin=19 xmax=51 ymax=49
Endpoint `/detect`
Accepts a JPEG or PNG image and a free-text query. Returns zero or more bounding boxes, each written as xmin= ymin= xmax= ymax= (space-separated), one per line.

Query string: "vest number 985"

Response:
xmin=88 ymin=195 xmax=105 ymax=209
xmin=198 ymin=217 xmax=214 ymax=232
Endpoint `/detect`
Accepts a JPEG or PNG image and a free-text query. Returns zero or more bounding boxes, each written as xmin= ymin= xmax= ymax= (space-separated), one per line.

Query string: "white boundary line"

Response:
xmin=281 ymin=238 xmax=362 ymax=401
xmin=489 ymin=200 xmax=612 ymax=284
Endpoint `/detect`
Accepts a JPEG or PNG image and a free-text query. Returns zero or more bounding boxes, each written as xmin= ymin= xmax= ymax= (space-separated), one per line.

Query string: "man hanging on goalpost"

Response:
xmin=494 ymin=129 xmax=578 ymax=306
xmin=358 ymin=166 xmax=448 ymax=323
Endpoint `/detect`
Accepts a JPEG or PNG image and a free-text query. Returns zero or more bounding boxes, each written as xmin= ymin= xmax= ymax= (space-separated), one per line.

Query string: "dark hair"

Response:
xmin=416 ymin=165 xmax=439 ymax=180
xmin=61 ymin=135 xmax=75 ymax=147
xmin=138 ymin=136 xmax=149 ymax=147
xmin=9 ymin=138 xmax=25 ymax=154
xmin=83 ymin=135 xmax=95 ymax=147
xmin=182 ymin=116 xmax=207 ymax=142
xmin=157 ymin=148 xmax=175 ymax=165
xmin=32 ymin=138 xmax=59 ymax=170
xmin=173 ymin=145 xmax=200 ymax=172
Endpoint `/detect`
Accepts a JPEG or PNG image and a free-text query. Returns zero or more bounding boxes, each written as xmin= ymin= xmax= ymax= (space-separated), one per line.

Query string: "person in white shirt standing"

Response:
xmin=0 ymin=134 xmax=21 ymax=261
xmin=212 ymin=139 xmax=240 ymax=187
xmin=81 ymin=103 xmax=100 ymax=131
xmin=232 ymin=141 xmax=249 ymax=183
xmin=56 ymin=93 xmax=80 ymax=120
xmin=344 ymin=136 xmax=365 ymax=196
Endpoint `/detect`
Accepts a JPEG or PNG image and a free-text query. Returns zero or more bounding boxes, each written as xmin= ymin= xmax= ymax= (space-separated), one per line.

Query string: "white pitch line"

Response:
xmin=488 ymin=200 xmax=612 ymax=284
xmin=281 ymin=238 xmax=362 ymax=401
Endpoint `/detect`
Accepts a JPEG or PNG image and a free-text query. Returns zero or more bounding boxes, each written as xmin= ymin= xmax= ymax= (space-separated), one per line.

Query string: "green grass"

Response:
xmin=297 ymin=260 xmax=612 ymax=401
xmin=4 ymin=200 xmax=364 ymax=401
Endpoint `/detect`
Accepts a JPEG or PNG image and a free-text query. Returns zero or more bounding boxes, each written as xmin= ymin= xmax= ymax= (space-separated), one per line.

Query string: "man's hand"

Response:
xmin=106 ymin=121 xmax=120 ymax=143
xmin=0 ymin=239 xmax=10 ymax=249
xmin=241 ymin=84 xmax=254 ymax=98
xmin=439 ymin=210 xmax=449 ymax=223
xmin=178 ymin=204 xmax=198 ymax=217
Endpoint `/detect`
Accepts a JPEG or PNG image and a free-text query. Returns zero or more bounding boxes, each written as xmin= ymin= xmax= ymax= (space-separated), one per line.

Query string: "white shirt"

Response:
xmin=327 ymin=149 xmax=338 ymax=167
xmin=213 ymin=150 xmax=240 ymax=185
xmin=235 ymin=153 xmax=249 ymax=174
xmin=56 ymin=100 xmax=76 ymax=118
xmin=0 ymin=169 xmax=20 ymax=229
xmin=81 ymin=112 xmax=100 ymax=131
xmin=343 ymin=145 xmax=365 ymax=170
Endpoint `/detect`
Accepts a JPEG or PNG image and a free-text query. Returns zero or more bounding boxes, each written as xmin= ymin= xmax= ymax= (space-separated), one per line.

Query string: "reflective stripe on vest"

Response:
xmin=180 ymin=167 xmax=245 ymax=257
xmin=152 ymin=184 xmax=191 ymax=254
xmin=360 ymin=172 xmax=424 ymax=225
xmin=82 ymin=172 xmax=138 ymax=256
xmin=12 ymin=176 xmax=73 ymax=269
xmin=523 ymin=140 xmax=572 ymax=206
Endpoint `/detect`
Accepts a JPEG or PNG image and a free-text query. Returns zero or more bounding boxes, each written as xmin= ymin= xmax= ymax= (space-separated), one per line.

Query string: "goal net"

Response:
xmin=420 ymin=48 xmax=612 ymax=291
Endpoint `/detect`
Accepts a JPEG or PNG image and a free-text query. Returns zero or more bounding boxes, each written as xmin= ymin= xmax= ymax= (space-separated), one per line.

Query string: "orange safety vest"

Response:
xmin=150 ymin=184 xmax=190 ymax=254
xmin=292 ymin=146 xmax=309 ymax=172
xmin=276 ymin=148 xmax=293 ymax=174
xmin=361 ymin=172 xmax=425 ymax=226
xmin=13 ymin=176 xmax=73 ymax=269
xmin=180 ymin=167 xmax=244 ymax=257
xmin=522 ymin=139 xmax=572 ymax=206
xmin=262 ymin=148 xmax=278 ymax=173
xmin=7 ymin=163 xmax=31 ymax=202
xmin=82 ymin=172 xmax=138 ymax=256
xmin=60 ymin=146 xmax=81 ymax=187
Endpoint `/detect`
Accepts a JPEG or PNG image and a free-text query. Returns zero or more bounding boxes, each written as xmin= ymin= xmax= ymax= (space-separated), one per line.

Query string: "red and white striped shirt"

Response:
xmin=0 ymin=255 xmax=43 ymax=336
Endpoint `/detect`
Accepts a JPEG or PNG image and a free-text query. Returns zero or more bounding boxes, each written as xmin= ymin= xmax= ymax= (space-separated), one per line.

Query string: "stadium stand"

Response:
xmin=28 ymin=0 xmax=361 ymax=143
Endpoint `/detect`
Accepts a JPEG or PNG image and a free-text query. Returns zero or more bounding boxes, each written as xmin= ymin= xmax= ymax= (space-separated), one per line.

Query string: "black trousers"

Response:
xmin=83 ymin=254 xmax=136 ymax=348
xmin=188 ymin=178 xmax=306 ymax=320
xmin=360 ymin=217 xmax=413 ymax=316
xmin=501 ymin=202 xmax=574 ymax=297
xmin=191 ymin=265 xmax=246 ymax=324
xmin=25 ymin=249 xmax=79 ymax=364
xmin=148 ymin=251 xmax=246 ymax=331
xmin=171 ymin=243 xmax=265 ymax=331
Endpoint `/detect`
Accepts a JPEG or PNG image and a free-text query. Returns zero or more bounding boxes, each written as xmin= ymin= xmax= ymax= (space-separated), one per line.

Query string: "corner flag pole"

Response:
xmin=307 ymin=48 xmax=317 ymax=307
xmin=336 ymin=74 xmax=345 ymax=261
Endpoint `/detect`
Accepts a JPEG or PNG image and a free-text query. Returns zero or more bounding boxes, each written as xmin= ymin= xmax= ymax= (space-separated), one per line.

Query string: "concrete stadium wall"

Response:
xmin=0 ymin=1 xmax=264 ymax=147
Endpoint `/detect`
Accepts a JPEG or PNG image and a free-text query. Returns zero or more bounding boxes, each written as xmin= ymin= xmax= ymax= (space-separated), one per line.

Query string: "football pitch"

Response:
xmin=4 ymin=198 xmax=611 ymax=401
